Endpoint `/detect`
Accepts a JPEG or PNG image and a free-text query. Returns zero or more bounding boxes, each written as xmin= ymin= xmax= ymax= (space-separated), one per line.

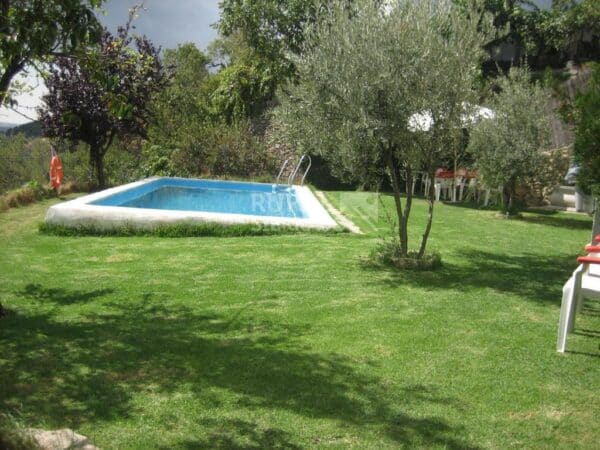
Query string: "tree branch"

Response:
xmin=6 ymin=105 xmax=37 ymax=122
xmin=0 ymin=57 xmax=27 ymax=106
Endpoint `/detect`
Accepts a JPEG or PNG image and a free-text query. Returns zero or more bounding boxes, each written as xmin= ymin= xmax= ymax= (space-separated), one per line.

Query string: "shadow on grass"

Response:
xmin=520 ymin=212 xmax=592 ymax=230
xmin=1 ymin=285 xmax=479 ymax=449
xmin=19 ymin=283 xmax=114 ymax=305
xmin=158 ymin=418 xmax=302 ymax=449
xmin=436 ymin=200 xmax=497 ymax=211
xmin=365 ymin=249 xmax=576 ymax=304
xmin=441 ymin=202 xmax=592 ymax=231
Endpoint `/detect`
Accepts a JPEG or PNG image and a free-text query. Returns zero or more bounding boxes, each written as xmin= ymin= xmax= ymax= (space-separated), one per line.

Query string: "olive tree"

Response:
xmin=467 ymin=67 xmax=552 ymax=214
xmin=274 ymin=0 xmax=493 ymax=260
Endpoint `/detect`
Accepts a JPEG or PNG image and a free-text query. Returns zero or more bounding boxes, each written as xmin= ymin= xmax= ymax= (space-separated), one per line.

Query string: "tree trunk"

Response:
xmin=507 ymin=178 xmax=517 ymax=214
xmin=386 ymin=150 xmax=407 ymax=257
xmin=418 ymin=169 xmax=436 ymax=258
xmin=502 ymin=184 xmax=509 ymax=212
xmin=90 ymin=142 xmax=107 ymax=190
xmin=401 ymin=168 xmax=414 ymax=255
xmin=0 ymin=57 xmax=25 ymax=107
xmin=501 ymin=180 xmax=517 ymax=214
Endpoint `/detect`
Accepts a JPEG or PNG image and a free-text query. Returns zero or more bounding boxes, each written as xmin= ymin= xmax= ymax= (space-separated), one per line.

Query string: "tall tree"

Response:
xmin=274 ymin=0 xmax=493 ymax=260
xmin=148 ymin=42 xmax=210 ymax=171
xmin=40 ymin=23 xmax=167 ymax=189
xmin=468 ymin=67 xmax=552 ymax=214
xmin=543 ymin=0 xmax=600 ymax=62
xmin=0 ymin=0 xmax=104 ymax=106
xmin=152 ymin=42 xmax=210 ymax=136
xmin=573 ymin=63 xmax=600 ymax=197
xmin=572 ymin=62 xmax=600 ymax=239
xmin=206 ymin=33 xmax=277 ymax=123
xmin=218 ymin=0 xmax=322 ymax=86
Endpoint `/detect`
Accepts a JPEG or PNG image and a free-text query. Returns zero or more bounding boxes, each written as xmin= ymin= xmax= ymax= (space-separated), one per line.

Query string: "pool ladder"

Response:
xmin=275 ymin=154 xmax=312 ymax=186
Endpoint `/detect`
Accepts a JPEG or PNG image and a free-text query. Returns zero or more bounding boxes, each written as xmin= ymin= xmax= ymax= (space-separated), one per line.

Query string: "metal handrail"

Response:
xmin=275 ymin=158 xmax=290 ymax=184
xmin=300 ymin=155 xmax=312 ymax=185
xmin=288 ymin=154 xmax=306 ymax=185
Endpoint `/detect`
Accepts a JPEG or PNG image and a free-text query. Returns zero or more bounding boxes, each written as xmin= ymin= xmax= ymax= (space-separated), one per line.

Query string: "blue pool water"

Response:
xmin=91 ymin=178 xmax=307 ymax=218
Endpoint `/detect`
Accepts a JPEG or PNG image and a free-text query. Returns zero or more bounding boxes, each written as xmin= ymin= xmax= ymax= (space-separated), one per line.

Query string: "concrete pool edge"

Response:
xmin=45 ymin=177 xmax=339 ymax=231
xmin=314 ymin=191 xmax=363 ymax=234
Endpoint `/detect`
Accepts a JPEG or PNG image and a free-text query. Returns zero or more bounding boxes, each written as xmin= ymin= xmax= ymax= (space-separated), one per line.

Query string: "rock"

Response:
xmin=28 ymin=428 xmax=99 ymax=450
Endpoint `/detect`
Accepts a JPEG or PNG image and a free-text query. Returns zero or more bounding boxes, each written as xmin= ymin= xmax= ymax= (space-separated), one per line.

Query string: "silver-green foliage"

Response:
xmin=468 ymin=67 xmax=552 ymax=213
xmin=274 ymin=0 xmax=493 ymax=257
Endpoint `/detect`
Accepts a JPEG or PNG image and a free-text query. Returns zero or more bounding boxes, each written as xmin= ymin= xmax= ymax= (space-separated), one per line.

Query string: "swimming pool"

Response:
xmin=45 ymin=177 xmax=338 ymax=230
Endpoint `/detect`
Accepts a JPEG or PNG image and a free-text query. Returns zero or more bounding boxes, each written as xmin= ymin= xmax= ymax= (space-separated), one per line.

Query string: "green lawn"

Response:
xmin=1 ymin=192 xmax=598 ymax=449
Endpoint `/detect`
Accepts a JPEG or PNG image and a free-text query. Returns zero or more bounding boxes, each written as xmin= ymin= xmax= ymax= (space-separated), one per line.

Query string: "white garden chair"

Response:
xmin=463 ymin=178 xmax=479 ymax=202
xmin=557 ymin=237 xmax=600 ymax=352
xmin=422 ymin=173 xmax=431 ymax=197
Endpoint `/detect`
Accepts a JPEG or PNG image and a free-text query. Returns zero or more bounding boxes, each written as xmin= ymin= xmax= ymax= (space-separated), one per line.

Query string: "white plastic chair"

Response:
xmin=422 ymin=173 xmax=431 ymax=197
xmin=557 ymin=241 xmax=600 ymax=352
xmin=454 ymin=176 xmax=466 ymax=202
xmin=463 ymin=178 xmax=478 ymax=202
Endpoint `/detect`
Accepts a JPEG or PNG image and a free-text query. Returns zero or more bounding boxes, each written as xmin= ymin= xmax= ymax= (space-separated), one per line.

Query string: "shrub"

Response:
xmin=368 ymin=239 xmax=442 ymax=271
xmin=59 ymin=180 xmax=89 ymax=195
xmin=0 ymin=180 xmax=76 ymax=212
xmin=171 ymin=121 xmax=277 ymax=178
xmin=3 ymin=182 xmax=49 ymax=208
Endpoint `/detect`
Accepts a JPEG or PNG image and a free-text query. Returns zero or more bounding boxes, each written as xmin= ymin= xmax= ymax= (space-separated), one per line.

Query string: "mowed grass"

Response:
xmin=0 ymin=192 xmax=598 ymax=449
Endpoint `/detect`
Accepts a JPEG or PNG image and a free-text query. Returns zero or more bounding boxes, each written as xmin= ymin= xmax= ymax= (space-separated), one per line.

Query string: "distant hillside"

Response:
xmin=0 ymin=122 xmax=16 ymax=133
xmin=6 ymin=120 xmax=43 ymax=138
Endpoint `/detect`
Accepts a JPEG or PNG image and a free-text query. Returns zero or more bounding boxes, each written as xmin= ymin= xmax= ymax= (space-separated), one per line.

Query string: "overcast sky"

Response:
xmin=1 ymin=0 xmax=220 ymax=125
xmin=99 ymin=0 xmax=220 ymax=52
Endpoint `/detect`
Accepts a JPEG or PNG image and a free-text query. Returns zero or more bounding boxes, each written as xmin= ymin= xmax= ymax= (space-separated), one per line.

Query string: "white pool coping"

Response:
xmin=45 ymin=177 xmax=339 ymax=230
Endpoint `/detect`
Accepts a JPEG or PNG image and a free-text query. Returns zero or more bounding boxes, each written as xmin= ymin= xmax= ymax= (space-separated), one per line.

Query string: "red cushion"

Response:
xmin=577 ymin=256 xmax=600 ymax=265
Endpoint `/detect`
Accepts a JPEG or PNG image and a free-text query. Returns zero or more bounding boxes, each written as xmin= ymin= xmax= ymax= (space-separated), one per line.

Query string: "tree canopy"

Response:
xmin=573 ymin=62 xmax=600 ymax=197
xmin=0 ymin=0 xmax=104 ymax=106
xmin=217 ymin=0 xmax=323 ymax=84
xmin=274 ymin=0 xmax=493 ymax=259
xmin=467 ymin=67 xmax=552 ymax=213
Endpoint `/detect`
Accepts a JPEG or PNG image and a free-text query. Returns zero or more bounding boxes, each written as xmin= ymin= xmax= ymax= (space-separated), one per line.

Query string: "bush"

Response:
xmin=59 ymin=180 xmax=90 ymax=195
xmin=2 ymin=181 xmax=52 ymax=209
xmin=103 ymin=139 xmax=146 ymax=186
xmin=170 ymin=121 xmax=277 ymax=178
xmin=368 ymin=239 xmax=442 ymax=271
